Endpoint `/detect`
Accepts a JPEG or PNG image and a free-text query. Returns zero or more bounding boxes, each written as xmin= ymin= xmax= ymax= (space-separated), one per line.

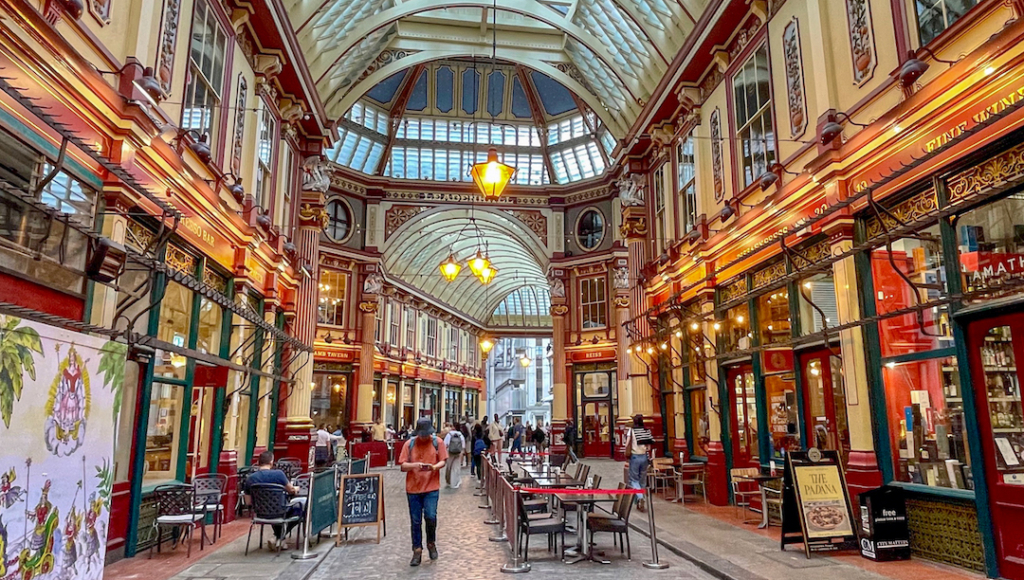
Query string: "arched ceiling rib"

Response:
xmin=381 ymin=208 xmax=551 ymax=323
xmin=285 ymin=0 xmax=710 ymax=129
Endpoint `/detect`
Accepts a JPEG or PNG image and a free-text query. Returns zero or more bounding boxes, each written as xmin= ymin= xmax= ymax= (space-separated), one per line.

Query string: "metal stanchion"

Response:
xmin=291 ymin=476 xmax=317 ymax=560
xmin=500 ymin=487 xmax=529 ymax=574
xmin=489 ymin=468 xmax=507 ymax=543
xmin=484 ymin=461 xmax=500 ymax=525
xmin=479 ymin=460 xmax=492 ymax=508
xmin=642 ymin=487 xmax=669 ymax=569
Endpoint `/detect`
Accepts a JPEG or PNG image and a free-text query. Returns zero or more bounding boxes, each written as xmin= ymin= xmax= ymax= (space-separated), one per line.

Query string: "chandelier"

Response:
xmin=437 ymin=220 xmax=498 ymax=285
xmin=469 ymin=0 xmax=515 ymax=200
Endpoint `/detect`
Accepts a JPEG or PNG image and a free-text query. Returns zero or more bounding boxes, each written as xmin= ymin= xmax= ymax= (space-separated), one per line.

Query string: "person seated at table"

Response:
xmin=247 ymin=451 xmax=304 ymax=549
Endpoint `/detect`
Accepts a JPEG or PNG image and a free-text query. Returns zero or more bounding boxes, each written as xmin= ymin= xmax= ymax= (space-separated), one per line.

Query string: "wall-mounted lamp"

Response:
xmin=95 ymin=60 xmax=164 ymax=105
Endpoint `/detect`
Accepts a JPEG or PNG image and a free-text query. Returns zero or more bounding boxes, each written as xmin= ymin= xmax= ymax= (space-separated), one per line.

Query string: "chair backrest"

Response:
xmin=569 ymin=462 xmax=583 ymax=479
xmin=249 ymin=483 xmax=290 ymax=519
xmin=275 ymin=458 xmax=302 ymax=479
xmin=550 ymin=454 xmax=566 ymax=469
xmin=576 ymin=464 xmax=590 ymax=485
xmin=192 ymin=473 xmax=227 ymax=505
xmin=560 ymin=453 xmax=573 ymax=470
xmin=618 ymin=485 xmax=636 ymax=523
xmin=653 ymin=457 xmax=673 ymax=469
xmin=588 ymin=474 xmax=602 ymax=490
xmin=611 ymin=483 xmax=629 ymax=518
xmin=730 ymin=467 xmax=759 ymax=478
xmin=153 ymin=484 xmax=196 ymax=517
xmin=294 ymin=473 xmax=312 ymax=496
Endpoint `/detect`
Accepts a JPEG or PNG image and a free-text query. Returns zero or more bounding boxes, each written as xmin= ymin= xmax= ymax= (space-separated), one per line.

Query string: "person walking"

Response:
xmin=625 ymin=414 xmax=655 ymax=512
xmin=443 ymin=425 xmax=466 ymax=488
xmin=398 ymin=418 xmax=448 ymax=566
xmin=524 ymin=423 xmax=534 ymax=453
xmin=564 ymin=419 xmax=578 ymax=462
xmin=510 ymin=417 xmax=525 ymax=454
xmin=531 ymin=423 xmax=546 ymax=452
xmin=471 ymin=424 xmax=486 ymax=481
xmin=315 ymin=424 xmax=344 ymax=467
xmin=460 ymin=420 xmax=472 ymax=468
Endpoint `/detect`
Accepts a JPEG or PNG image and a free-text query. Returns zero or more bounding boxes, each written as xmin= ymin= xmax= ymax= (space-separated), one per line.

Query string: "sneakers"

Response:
xmin=410 ymin=549 xmax=423 ymax=566
xmin=636 ymin=498 xmax=647 ymax=513
xmin=427 ymin=543 xmax=438 ymax=560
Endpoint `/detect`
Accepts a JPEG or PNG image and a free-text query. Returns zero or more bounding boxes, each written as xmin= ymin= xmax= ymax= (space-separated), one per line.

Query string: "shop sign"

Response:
xmin=960 ymin=251 xmax=1024 ymax=287
xmin=193 ymin=365 xmax=228 ymax=387
xmin=571 ymin=349 xmax=617 ymax=362
xmin=732 ymin=197 xmax=835 ymax=264
xmin=314 ymin=348 xmax=355 ymax=362
xmin=925 ymin=84 xmax=1024 ymax=153
xmin=762 ymin=348 xmax=794 ymax=375
xmin=162 ymin=213 xmax=235 ymax=268
xmin=781 ymin=449 xmax=858 ymax=557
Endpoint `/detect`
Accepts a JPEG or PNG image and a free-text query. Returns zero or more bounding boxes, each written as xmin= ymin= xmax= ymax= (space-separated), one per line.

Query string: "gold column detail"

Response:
xmin=356 ymin=298 xmax=379 ymax=431
xmin=550 ymin=303 xmax=569 ymax=422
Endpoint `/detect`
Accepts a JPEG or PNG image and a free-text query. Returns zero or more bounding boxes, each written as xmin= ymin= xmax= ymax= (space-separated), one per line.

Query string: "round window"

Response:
xmin=576 ymin=208 xmax=605 ymax=250
xmin=325 ymin=199 xmax=352 ymax=242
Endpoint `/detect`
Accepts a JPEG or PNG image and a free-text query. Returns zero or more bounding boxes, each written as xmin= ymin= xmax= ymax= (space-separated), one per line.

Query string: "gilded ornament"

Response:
xmin=299 ymin=203 xmax=329 ymax=229
xmin=550 ymin=304 xmax=569 ymax=317
xmin=865 ymin=189 xmax=938 ymax=239
xmin=613 ymin=296 xmax=630 ymax=308
xmin=946 ymin=143 xmax=1024 ymax=205
xmin=358 ymin=301 xmax=379 ymax=313
xmin=619 ymin=217 xmax=648 ymax=238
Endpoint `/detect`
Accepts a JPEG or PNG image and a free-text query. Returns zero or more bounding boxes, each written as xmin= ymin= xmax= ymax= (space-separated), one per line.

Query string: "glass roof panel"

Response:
xmin=461 ymin=68 xmax=480 ymax=115
xmin=530 ymin=72 xmax=577 ymax=117
xmin=406 ymin=70 xmax=428 ymax=111
xmin=435 ymin=66 xmax=454 ymax=113
xmin=511 ymin=77 xmax=531 ymax=119
xmin=486 ymin=70 xmax=506 ymax=117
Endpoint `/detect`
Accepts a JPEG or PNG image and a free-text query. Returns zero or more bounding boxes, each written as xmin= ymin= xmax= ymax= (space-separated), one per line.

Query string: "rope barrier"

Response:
xmin=518 ymin=487 xmax=644 ymax=495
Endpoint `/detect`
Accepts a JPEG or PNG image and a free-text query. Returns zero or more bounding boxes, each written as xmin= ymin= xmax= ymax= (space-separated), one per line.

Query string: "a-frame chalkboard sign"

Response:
xmin=780 ymin=449 xmax=858 ymax=558
xmin=337 ymin=472 xmax=386 ymax=544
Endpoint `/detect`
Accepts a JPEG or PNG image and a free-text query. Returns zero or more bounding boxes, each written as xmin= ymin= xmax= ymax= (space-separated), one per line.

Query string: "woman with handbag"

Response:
xmin=625 ymin=414 xmax=655 ymax=511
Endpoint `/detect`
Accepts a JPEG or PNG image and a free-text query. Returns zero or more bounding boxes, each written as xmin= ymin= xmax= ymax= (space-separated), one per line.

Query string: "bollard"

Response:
xmin=500 ymin=487 xmax=530 ymax=573
xmin=641 ymin=487 xmax=669 ymax=569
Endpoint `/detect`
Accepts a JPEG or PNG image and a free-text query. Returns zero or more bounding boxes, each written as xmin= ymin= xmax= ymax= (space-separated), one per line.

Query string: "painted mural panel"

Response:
xmin=0 ymin=317 xmax=127 ymax=580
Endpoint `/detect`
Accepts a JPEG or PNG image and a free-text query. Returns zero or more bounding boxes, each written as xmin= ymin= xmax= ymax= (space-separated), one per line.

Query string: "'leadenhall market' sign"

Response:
xmin=961 ymin=251 xmax=1024 ymax=290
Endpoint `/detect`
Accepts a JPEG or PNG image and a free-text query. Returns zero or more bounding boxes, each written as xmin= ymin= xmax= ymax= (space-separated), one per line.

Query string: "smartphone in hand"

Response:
xmin=420 ymin=463 xmax=432 ymax=471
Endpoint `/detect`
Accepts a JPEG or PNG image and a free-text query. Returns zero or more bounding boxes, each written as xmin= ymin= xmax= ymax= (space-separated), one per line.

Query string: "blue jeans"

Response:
xmin=511 ymin=437 xmax=522 ymax=453
xmin=628 ymin=454 xmax=649 ymax=492
xmin=407 ymin=490 xmax=439 ymax=550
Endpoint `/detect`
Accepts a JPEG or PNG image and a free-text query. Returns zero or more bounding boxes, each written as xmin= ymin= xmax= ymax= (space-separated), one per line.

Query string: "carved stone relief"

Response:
xmin=783 ymin=18 xmax=807 ymax=138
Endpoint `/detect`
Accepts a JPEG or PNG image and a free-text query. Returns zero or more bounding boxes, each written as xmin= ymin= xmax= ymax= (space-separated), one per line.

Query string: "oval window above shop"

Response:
xmin=325 ymin=199 xmax=352 ymax=242
xmin=576 ymin=208 xmax=605 ymax=250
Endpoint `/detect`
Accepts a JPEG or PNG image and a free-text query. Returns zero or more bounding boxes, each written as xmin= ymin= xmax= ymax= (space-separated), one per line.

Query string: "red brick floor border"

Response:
xmin=104 ymin=519 xmax=252 ymax=580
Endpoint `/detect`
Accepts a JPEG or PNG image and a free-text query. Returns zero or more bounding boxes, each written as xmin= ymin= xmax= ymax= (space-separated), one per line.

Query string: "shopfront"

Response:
xmin=311 ymin=363 xmax=352 ymax=432
xmin=420 ymin=382 xmax=441 ymax=430
xmin=445 ymin=385 xmax=463 ymax=422
xmin=572 ymin=362 xmax=617 ymax=458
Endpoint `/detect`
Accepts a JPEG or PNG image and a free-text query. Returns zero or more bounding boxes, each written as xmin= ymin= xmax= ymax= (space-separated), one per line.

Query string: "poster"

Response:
xmin=0 ymin=316 xmax=127 ymax=580
xmin=794 ymin=464 xmax=855 ymax=539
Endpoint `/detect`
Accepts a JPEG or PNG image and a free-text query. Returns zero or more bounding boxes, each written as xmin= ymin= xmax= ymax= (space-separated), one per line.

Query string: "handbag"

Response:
xmin=624 ymin=429 xmax=633 ymax=458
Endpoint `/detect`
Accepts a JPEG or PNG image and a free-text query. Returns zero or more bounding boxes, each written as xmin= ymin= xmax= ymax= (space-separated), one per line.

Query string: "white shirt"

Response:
xmin=316 ymin=429 xmax=344 ymax=448
xmin=487 ymin=422 xmax=502 ymax=441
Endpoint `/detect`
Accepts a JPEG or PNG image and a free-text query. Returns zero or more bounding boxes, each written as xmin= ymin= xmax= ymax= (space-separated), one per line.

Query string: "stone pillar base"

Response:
xmin=846 ymin=450 xmax=884 ymax=507
xmin=672 ymin=437 xmax=689 ymax=464
xmin=706 ymin=440 xmax=730 ymax=506
xmin=275 ymin=418 xmax=316 ymax=471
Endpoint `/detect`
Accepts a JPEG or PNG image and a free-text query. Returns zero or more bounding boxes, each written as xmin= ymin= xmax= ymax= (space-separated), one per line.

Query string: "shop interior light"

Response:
xmin=713 ymin=322 xmax=722 ymax=331
xmin=660 ymin=343 xmax=668 ymax=350
xmin=646 ymin=346 xmax=654 ymax=355
xmin=689 ymin=322 xmax=700 ymax=331
xmin=519 ymin=355 xmax=531 ymax=367
xmin=736 ymin=314 xmax=745 ymax=324
xmin=333 ymin=383 xmax=341 ymax=392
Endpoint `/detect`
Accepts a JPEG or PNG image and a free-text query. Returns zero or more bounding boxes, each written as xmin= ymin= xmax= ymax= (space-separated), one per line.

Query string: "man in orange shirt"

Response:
xmin=398 ymin=418 xmax=448 ymax=566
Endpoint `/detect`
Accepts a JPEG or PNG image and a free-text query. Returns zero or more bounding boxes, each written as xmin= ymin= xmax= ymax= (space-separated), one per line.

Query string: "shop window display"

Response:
xmin=145 ymin=382 xmax=182 ymax=481
xmin=758 ymin=290 xmax=791 ymax=345
xmin=689 ymin=387 xmax=708 ymax=457
xmin=719 ymin=303 xmax=751 ymax=353
xmin=871 ymin=226 xmax=952 ymax=357
xmin=980 ymin=325 xmax=1024 ymax=475
xmin=154 ymin=281 xmax=193 ymax=380
xmin=765 ymin=373 xmax=800 ymax=459
xmin=805 ymin=356 xmax=849 ymax=460
xmin=733 ymin=370 xmax=759 ymax=463
xmin=956 ymin=194 xmax=1024 ymax=300
xmin=884 ymin=356 xmax=971 ymax=489
xmin=197 ymin=297 xmax=222 ymax=355
xmin=311 ymin=373 xmax=348 ymax=428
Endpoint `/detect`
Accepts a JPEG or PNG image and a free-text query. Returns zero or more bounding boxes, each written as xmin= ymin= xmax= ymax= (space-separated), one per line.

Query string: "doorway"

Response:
xmin=574 ymin=368 xmax=616 ymax=457
xmin=967 ymin=314 xmax=1024 ymax=580
xmin=582 ymin=401 xmax=612 ymax=457
xmin=727 ymin=364 xmax=758 ymax=468
xmin=799 ymin=348 xmax=850 ymax=462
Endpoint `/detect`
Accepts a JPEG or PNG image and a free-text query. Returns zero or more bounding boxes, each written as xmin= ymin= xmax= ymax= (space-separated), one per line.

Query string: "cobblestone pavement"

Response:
xmin=310 ymin=466 xmax=712 ymax=580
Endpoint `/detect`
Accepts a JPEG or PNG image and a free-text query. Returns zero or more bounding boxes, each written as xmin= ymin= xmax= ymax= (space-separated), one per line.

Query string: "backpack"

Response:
xmin=405 ymin=436 xmax=440 ymax=461
xmin=473 ymin=438 xmax=486 ymax=456
xmin=448 ymin=432 xmax=465 ymax=454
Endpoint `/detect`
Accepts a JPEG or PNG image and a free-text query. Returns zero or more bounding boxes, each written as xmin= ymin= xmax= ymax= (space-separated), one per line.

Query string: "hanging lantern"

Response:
xmin=439 ymin=253 xmax=462 ymax=282
xmin=480 ymin=338 xmax=495 ymax=354
xmin=467 ymin=248 xmax=491 ymax=278
xmin=519 ymin=355 xmax=531 ymax=368
xmin=477 ymin=265 xmax=498 ymax=285
xmin=470 ymin=147 xmax=516 ymax=200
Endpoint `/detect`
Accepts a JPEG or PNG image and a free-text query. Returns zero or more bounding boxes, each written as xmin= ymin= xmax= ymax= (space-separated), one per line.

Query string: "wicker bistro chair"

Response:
xmin=275 ymin=458 xmax=303 ymax=479
xmin=236 ymin=466 xmax=257 ymax=517
xmin=150 ymin=484 xmax=206 ymax=558
xmin=675 ymin=463 xmax=708 ymax=504
xmin=192 ymin=473 xmax=227 ymax=543
xmin=245 ymin=484 xmax=305 ymax=554
xmin=586 ymin=483 xmax=636 ymax=560
xmin=730 ymin=468 xmax=761 ymax=523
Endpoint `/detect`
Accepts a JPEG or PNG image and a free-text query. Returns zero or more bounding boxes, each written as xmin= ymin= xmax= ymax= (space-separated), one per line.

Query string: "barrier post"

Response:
xmin=479 ymin=459 xmax=492 ymax=509
xmin=484 ymin=460 xmax=500 ymax=525
xmin=291 ymin=473 xmax=317 ymax=560
xmin=641 ymin=487 xmax=669 ymax=569
xmin=488 ymin=463 xmax=506 ymax=541
xmin=500 ymin=487 xmax=529 ymax=574
xmin=474 ymin=456 xmax=487 ymax=496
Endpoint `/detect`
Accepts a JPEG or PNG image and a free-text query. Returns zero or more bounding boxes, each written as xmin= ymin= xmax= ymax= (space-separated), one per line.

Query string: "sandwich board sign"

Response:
xmin=781 ymin=448 xmax=858 ymax=558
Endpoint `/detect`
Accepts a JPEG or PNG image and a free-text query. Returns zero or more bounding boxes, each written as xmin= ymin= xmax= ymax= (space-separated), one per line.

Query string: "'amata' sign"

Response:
xmin=0 ymin=317 xmax=127 ymax=580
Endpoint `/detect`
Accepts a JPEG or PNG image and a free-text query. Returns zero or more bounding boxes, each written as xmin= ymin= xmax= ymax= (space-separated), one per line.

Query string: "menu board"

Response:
xmin=781 ymin=449 xmax=858 ymax=557
xmin=337 ymin=473 xmax=385 ymax=544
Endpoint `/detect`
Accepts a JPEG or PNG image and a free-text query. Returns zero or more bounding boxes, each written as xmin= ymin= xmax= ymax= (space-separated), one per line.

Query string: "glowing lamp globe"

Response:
xmin=477 ymin=265 xmax=498 ymax=285
xmin=470 ymin=147 xmax=516 ymax=200
xmin=467 ymin=249 xmax=491 ymax=277
xmin=480 ymin=338 xmax=495 ymax=354
xmin=519 ymin=355 xmax=531 ymax=368
xmin=439 ymin=253 xmax=462 ymax=282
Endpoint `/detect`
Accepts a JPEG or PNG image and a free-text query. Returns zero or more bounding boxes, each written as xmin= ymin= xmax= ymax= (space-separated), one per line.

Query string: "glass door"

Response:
xmin=968 ymin=315 xmax=1024 ymax=580
xmin=727 ymin=364 xmax=758 ymax=468
xmin=800 ymin=348 xmax=850 ymax=463
xmin=582 ymin=401 xmax=611 ymax=457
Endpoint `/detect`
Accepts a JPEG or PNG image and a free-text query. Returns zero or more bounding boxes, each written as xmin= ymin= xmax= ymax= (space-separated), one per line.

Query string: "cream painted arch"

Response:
xmin=381 ymin=206 xmax=552 ymax=322
xmin=329 ymin=49 xmax=630 ymax=138
xmin=302 ymin=0 xmax=641 ymax=101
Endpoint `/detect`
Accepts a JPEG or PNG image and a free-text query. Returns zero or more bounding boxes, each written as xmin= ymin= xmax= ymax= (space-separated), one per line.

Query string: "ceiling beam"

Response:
xmin=375 ymin=63 xmax=425 ymax=175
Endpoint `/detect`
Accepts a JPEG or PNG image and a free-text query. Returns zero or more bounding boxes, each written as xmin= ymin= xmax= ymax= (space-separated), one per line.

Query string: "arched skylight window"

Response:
xmin=490 ymin=286 xmax=552 ymax=328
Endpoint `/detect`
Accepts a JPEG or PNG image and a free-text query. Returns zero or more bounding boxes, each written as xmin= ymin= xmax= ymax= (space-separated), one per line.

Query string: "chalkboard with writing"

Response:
xmin=337 ymin=473 xmax=385 ymax=544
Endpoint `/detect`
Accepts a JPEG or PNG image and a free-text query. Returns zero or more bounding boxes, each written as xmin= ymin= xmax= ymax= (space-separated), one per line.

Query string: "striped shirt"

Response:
xmin=629 ymin=427 xmax=654 ymax=455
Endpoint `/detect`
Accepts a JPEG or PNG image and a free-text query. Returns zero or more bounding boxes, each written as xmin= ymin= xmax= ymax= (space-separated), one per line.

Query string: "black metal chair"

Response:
xmin=245 ymin=483 xmax=305 ymax=554
xmin=150 ymin=484 xmax=205 ymax=558
xmin=275 ymin=457 xmax=302 ymax=479
xmin=586 ymin=483 xmax=636 ymax=560
xmin=192 ymin=473 xmax=227 ymax=543
xmin=517 ymin=489 xmax=566 ymax=561
xmin=293 ymin=473 xmax=312 ymax=497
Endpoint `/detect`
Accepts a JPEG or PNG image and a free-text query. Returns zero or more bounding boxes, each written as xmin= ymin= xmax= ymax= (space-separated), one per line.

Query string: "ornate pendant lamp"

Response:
xmin=477 ymin=264 xmax=498 ymax=285
xmin=480 ymin=337 xmax=495 ymax=354
xmin=439 ymin=253 xmax=462 ymax=282
xmin=470 ymin=147 xmax=516 ymax=200
xmin=467 ymin=248 xmax=492 ymax=278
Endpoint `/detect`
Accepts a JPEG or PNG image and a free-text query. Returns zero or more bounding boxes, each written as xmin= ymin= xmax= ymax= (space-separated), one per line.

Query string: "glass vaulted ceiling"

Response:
xmin=325 ymin=61 xmax=616 ymax=184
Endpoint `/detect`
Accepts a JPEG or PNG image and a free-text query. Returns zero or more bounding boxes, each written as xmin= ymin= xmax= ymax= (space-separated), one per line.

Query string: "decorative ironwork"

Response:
xmin=752 ymin=260 xmax=787 ymax=289
xmin=845 ymin=0 xmax=877 ymax=85
xmin=906 ymin=498 xmax=984 ymax=571
xmin=710 ymin=108 xmax=724 ymax=202
xmin=384 ymin=205 xmax=426 ymax=239
xmin=783 ymin=18 xmax=807 ymax=138
xmin=947 ymin=142 xmax=1024 ymax=205
xmin=125 ymin=220 xmax=153 ymax=252
xmin=504 ymin=210 xmax=547 ymax=240
xmin=165 ymin=244 xmax=196 ymax=276
xmin=203 ymin=268 xmax=227 ymax=294
xmin=353 ymin=49 xmax=419 ymax=88
xmin=720 ymin=278 xmax=747 ymax=303
xmin=865 ymin=189 xmax=938 ymax=239
xmin=231 ymin=75 xmax=247 ymax=174
xmin=793 ymin=238 xmax=832 ymax=267
xmin=155 ymin=0 xmax=181 ymax=94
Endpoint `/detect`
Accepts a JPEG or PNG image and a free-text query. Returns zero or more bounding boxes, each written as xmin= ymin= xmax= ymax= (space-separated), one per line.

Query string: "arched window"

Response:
xmin=576 ymin=208 xmax=605 ymax=250
xmin=325 ymin=199 xmax=352 ymax=242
